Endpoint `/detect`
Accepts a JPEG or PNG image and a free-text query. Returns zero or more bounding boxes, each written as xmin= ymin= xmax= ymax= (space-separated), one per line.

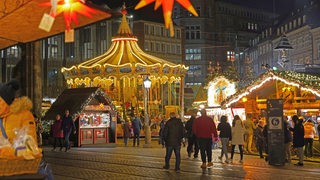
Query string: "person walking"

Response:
xmin=185 ymin=110 xmax=199 ymax=159
xmin=254 ymin=120 xmax=265 ymax=159
xmin=162 ymin=112 xmax=184 ymax=172
xmin=289 ymin=115 xmax=305 ymax=166
xmin=304 ymin=119 xmax=316 ymax=158
xmin=192 ymin=109 xmax=218 ymax=169
xmin=61 ymin=109 xmax=76 ymax=152
xmin=244 ymin=117 xmax=256 ymax=154
xmin=230 ymin=115 xmax=245 ymax=164
xmin=217 ymin=115 xmax=231 ymax=163
xmin=284 ymin=120 xmax=293 ymax=163
xmin=158 ymin=115 xmax=166 ymax=148
xmin=123 ymin=118 xmax=131 ymax=147
xmin=131 ymin=114 xmax=142 ymax=147
xmin=52 ymin=114 xmax=64 ymax=151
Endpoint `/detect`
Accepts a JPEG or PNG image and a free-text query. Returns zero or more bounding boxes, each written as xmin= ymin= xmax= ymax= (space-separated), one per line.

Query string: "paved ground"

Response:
xmin=42 ymin=140 xmax=320 ymax=180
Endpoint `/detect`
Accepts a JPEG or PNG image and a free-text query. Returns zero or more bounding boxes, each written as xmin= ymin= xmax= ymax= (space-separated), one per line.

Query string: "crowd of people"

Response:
xmin=120 ymin=110 xmax=320 ymax=172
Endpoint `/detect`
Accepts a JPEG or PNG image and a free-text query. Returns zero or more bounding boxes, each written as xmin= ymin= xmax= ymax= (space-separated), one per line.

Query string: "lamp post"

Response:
xmin=143 ymin=75 xmax=152 ymax=148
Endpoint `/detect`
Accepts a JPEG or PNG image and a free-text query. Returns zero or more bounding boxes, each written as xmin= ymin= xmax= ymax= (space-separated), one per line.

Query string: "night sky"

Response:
xmin=90 ymin=0 xmax=303 ymax=19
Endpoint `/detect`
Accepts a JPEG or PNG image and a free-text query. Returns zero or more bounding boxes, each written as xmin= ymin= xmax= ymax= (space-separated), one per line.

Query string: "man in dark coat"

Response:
xmin=61 ymin=109 xmax=76 ymax=152
xmin=131 ymin=115 xmax=142 ymax=147
xmin=163 ymin=112 xmax=184 ymax=172
xmin=289 ymin=115 xmax=305 ymax=166
xmin=185 ymin=110 xmax=199 ymax=158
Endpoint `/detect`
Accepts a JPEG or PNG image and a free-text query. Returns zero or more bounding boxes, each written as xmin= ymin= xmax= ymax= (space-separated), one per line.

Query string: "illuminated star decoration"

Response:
xmin=135 ymin=0 xmax=198 ymax=36
xmin=40 ymin=0 xmax=97 ymax=31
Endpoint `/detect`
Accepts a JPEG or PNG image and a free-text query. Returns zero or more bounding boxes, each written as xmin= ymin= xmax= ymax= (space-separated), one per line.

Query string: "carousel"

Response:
xmin=61 ymin=7 xmax=188 ymax=137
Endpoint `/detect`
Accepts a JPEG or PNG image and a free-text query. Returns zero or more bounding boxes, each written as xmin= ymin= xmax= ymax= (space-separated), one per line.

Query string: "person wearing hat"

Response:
xmin=0 ymin=79 xmax=37 ymax=144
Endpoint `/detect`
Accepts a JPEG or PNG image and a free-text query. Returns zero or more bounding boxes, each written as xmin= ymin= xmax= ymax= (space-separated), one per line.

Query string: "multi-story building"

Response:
xmin=173 ymin=0 xmax=275 ymax=86
xmin=246 ymin=0 xmax=320 ymax=78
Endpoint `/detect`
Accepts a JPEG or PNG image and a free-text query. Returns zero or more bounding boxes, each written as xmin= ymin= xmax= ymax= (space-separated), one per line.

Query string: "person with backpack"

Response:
xmin=185 ymin=110 xmax=199 ymax=158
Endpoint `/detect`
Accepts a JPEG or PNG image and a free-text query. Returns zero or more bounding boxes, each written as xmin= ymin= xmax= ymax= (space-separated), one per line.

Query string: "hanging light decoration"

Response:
xmin=134 ymin=0 xmax=198 ymax=36
xmin=40 ymin=0 xmax=98 ymax=31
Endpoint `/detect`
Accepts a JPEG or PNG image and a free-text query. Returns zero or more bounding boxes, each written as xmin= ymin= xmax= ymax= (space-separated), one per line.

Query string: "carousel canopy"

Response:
xmin=0 ymin=0 xmax=111 ymax=50
xmin=61 ymin=8 xmax=188 ymax=86
xmin=221 ymin=70 xmax=320 ymax=108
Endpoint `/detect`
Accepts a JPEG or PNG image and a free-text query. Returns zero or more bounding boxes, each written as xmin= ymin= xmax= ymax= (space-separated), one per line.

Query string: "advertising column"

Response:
xmin=266 ymin=99 xmax=285 ymax=165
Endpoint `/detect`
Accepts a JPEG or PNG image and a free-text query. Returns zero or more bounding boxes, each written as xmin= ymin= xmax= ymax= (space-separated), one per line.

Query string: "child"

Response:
xmin=212 ymin=134 xmax=220 ymax=149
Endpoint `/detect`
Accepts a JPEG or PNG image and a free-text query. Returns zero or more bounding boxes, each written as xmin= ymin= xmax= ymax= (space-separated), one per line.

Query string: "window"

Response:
xmin=187 ymin=65 xmax=202 ymax=78
xmin=185 ymin=48 xmax=201 ymax=61
xmin=144 ymin=41 xmax=149 ymax=51
xmin=227 ymin=51 xmax=235 ymax=61
xmin=145 ymin=24 xmax=149 ymax=34
xmin=298 ymin=17 xmax=301 ymax=26
xmin=185 ymin=26 xmax=201 ymax=40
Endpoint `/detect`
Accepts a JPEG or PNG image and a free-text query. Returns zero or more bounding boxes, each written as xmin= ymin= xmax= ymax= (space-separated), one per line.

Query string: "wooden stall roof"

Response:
xmin=221 ymin=70 xmax=320 ymax=108
xmin=0 ymin=0 xmax=111 ymax=50
xmin=43 ymin=87 xmax=116 ymax=120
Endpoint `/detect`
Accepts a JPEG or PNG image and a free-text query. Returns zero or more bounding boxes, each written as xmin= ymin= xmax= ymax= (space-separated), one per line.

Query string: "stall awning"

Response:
xmin=0 ymin=0 xmax=111 ymax=50
xmin=43 ymin=87 xmax=116 ymax=120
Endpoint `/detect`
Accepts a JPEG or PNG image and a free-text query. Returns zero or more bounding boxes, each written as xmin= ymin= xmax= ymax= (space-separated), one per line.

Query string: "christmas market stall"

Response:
xmin=221 ymin=70 xmax=320 ymax=121
xmin=60 ymin=8 xmax=188 ymax=137
xmin=192 ymin=62 xmax=245 ymax=123
xmin=43 ymin=87 xmax=118 ymax=147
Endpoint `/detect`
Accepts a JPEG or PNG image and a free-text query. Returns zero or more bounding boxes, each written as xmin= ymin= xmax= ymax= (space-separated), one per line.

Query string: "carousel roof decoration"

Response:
xmin=221 ymin=70 xmax=320 ymax=108
xmin=61 ymin=4 xmax=188 ymax=87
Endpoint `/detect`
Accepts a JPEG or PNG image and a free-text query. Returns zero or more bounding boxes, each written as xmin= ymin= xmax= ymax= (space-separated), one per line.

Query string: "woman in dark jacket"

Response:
xmin=217 ymin=115 xmax=231 ymax=163
xmin=123 ymin=119 xmax=131 ymax=147
xmin=289 ymin=115 xmax=304 ymax=166
xmin=52 ymin=114 xmax=64 ymax=151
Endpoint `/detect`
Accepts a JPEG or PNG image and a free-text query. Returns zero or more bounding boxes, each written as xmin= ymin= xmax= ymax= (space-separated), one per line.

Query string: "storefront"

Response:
xmin=43 ymin=87 xmax=118 ymax=147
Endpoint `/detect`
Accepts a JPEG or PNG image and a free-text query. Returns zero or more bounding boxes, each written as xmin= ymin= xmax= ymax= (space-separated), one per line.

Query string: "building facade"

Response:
xmin=246 ymin=0 xmax=320 ymax=78
xmin=173 ymin=0 xmax=275 ymax=86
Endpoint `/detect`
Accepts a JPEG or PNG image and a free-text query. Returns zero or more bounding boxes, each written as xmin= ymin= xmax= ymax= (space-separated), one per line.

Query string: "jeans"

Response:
xmin=133 ymin=132 xmax=140 ymax=146
xmin=220 ymin=138 xmax=229 ymax=159
xmin=53 ymin=137 xmax=63 ymax=150
xmin=165 ymin=146 xmax=181 ymax=170
xmin=246 ymin=134 xmax=253 ymax=152
xmin=198 ymin=138 xmax=212 ymax=163
xmin=296 ymin=146 xmax=304 ymax=163
xmin=304 ymin=138 xmax=313 ymax=157
xmin=64 ymin=130 xmax=72 ymax=150
xmin=187 ymin=136 xmax=199 ymax=158
xmin=124 ymin=137 xmax=129 ymax=146
xmin=231 ymin=145 xmax=243 ymax=160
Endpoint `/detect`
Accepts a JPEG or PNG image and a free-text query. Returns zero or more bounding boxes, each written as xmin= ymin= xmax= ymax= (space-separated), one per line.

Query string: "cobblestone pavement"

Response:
xmin=43 ymin=140 xmax=320 ymax=180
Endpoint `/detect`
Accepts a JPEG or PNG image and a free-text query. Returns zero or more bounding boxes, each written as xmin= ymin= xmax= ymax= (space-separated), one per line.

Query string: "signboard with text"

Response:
xmin=266 ymin=99 xmax=285 ymax=166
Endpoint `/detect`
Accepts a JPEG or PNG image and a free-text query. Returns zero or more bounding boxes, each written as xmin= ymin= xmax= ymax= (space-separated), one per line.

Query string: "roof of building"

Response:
xmin=43 ymin=87 xmax=116 ymax=120
xmin=221 ymin=70 xmax=320 ymax=108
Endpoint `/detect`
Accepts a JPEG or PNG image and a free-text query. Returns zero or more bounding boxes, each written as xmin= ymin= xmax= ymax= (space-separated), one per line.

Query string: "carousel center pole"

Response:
xmin=143 ymin=75 xmax=152 ymax=148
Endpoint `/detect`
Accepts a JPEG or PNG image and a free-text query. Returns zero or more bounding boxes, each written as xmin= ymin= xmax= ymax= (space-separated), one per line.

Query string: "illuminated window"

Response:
xmin=227 ymin=51 xmax=235 ymax=61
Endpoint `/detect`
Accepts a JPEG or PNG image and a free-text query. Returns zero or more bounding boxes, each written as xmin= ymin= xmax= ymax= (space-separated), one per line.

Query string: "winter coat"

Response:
xmin=131 ymin=117 xmax=142 ymax=134
xmin=289 ymin=123 xmax=304 ymax=148
xmin=193 ymin=115 xmax=218 ymax=139
xmin=123 ymin=122 xmax=131 ymax=138
xmin=304 ymin=121 xmax=316 ymax=139
xmin=231 ymin=119 xmax=244 ymax=145
xmin=163 ymin=117 xmax=184 ymax=147
xmin=159 ymin=119 xmax=166 ymax=137
xmin=52 ymin=119 xmax=63 ymax=138
xmin=217 ymin=121 xmax=231 ymax=139
xmin=62 ymin=115 xmax=75 ymax=133
xmin=0 ymin=97 xmax=37 ymax=143
xmin=185 ymin=116 xmax=196 ymax=138
xmin=254 ymin=125 xmax=264 ymax=146
xmin=244 ymin=119 xmax=256 ymax=135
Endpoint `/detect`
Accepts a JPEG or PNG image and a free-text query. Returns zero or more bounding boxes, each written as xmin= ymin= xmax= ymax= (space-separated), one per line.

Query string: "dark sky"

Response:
xmin=90 ymin=0 xmax=302 ymax=18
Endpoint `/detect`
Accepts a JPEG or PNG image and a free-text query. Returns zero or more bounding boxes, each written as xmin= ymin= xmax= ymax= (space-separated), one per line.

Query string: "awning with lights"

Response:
xmin=0 ymin=0 xmax=111 ymax=50
xmin=221 ymin=70 xmax=320 ymax=108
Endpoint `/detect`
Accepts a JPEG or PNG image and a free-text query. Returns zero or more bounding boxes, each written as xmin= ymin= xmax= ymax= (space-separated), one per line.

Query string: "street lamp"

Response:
xmin=143 ymin=75 xmax=152 ymax=148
